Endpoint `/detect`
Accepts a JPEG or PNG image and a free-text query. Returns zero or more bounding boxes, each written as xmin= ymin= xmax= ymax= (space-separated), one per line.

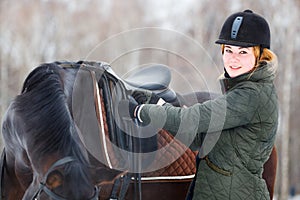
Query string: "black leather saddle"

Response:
xmin=61 ymin=61 xmax=179 ymax=155
xmin=124 ymin=64 xmax=171 ymax=90
xmin=120 ymin=64 xmax=177 ymax=103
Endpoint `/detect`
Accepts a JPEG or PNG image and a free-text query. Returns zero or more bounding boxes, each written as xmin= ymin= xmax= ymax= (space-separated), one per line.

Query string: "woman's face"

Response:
xmin=222 ymin=45 xmax=256 ymax=78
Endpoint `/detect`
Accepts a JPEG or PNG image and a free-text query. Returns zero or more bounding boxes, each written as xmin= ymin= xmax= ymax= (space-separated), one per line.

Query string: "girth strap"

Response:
xmin=109 ymin=174 xmax=131 ymax=200
xmin=110 ymin=176 xmax=121 ymax=200
xmin=118 ymin=174 xmax=131 ymax=200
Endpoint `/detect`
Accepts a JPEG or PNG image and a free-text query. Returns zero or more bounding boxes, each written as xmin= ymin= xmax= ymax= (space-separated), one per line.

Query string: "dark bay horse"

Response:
xmin=0 ymin=61 xmax=277 ymax=199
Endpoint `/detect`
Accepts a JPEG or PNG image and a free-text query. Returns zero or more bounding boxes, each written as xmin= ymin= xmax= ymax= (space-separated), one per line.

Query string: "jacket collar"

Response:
xmin=219 ymin=60 xmax=277 ymax=93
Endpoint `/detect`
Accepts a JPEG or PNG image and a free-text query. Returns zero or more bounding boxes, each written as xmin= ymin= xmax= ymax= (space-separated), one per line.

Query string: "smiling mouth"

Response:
xmin=230 ymin=66 xmax=242 ymax=70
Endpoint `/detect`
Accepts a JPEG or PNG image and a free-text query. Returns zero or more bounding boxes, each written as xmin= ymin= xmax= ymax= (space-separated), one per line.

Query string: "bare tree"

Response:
xmin=272 ymin=0 xmax=298 ymax=199
xmin=1 ymin=0 xmax=300 ymax=197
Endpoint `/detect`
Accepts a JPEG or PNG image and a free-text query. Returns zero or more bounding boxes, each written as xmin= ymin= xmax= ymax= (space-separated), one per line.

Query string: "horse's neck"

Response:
xmin=58 ymin=68 xmax=78 ymax=109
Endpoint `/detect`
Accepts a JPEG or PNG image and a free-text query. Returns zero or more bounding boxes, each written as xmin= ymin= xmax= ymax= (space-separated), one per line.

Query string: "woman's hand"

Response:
xmin=132 ymin=90 xmax=165 ymax=105
xmin=118 ymin=96 xmax=139 ymax=120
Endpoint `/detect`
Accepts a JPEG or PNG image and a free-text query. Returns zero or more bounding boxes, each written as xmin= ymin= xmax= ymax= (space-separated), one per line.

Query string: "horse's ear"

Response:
xmin=46 ymin=170 xmax=64 ymax=189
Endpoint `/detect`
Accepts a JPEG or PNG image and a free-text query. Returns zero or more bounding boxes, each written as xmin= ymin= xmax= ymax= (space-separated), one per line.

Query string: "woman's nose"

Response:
xmin=230 ymin=53 xmax=240 ymax=61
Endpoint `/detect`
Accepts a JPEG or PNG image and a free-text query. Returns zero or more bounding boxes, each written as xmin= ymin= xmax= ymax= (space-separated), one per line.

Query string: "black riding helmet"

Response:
xmin=215 ymin=9 xmax=271 ymax=49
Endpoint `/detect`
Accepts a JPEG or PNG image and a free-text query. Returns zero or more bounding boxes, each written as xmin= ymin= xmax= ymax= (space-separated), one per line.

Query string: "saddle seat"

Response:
xmin=124 ymin=64 xmax=170 ymax=90
xmin=122 ymin=64 xmax=178 ymax=103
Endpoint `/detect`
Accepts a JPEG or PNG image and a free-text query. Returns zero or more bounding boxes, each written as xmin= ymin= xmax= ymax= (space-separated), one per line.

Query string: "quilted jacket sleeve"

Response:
xmin=139 ymin=82 xmax=260 ymax=142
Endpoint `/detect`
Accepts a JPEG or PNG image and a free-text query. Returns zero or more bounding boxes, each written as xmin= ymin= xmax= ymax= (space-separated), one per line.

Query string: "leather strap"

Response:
xmin=231 ymin=16 xmax=243 ymax=39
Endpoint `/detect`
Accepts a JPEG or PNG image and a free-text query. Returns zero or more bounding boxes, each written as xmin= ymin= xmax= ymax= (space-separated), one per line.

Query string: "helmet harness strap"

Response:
xmin=231 ymin=16 xmax=243 ymax=39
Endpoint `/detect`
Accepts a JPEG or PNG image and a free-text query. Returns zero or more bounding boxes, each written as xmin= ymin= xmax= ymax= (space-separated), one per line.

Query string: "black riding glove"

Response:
xmin=132 ymin=90 xmax=164 ymax=105
xmin=118 ymin=96 xmax=139 ymax=120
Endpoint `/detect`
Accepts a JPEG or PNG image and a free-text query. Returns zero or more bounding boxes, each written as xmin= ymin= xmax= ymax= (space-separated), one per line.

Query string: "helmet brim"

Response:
xmin=215 ymin=39 xmax=257 ymax=47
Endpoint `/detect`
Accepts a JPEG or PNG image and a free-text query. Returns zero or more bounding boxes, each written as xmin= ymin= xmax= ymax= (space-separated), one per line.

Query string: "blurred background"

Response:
xmin=0 ymin=0 xmax=299 ymax=199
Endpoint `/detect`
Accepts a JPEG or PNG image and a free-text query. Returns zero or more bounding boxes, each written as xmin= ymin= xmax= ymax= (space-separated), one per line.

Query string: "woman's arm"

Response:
xmin=139 ymin=83 xmax=260 ymax=136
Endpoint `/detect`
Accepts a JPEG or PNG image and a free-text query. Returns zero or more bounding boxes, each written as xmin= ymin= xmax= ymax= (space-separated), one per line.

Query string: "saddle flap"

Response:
xmin=72 ymin=67 xmax=113 ymax=167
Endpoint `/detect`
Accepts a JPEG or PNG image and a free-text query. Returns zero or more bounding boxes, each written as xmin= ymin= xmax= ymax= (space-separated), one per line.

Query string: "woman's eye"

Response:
xmin=239 ymin=51 xmax=248 ymax=54
xmin=225 ymin=49 xmax=232 ymax=53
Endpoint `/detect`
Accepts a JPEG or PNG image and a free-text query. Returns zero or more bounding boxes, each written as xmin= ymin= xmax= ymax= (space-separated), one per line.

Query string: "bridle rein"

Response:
xmin=31 ymin=156 xmax=99 ymax=200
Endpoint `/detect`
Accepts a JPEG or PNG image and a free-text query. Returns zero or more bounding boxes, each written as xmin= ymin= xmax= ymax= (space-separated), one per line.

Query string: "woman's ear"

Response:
xmin=46 ymin=170 xmax=64 ymax=189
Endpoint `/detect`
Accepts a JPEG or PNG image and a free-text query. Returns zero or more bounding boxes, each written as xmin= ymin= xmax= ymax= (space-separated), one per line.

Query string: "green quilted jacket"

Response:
xmin=139 ymin=60 xmax=278 ymax=200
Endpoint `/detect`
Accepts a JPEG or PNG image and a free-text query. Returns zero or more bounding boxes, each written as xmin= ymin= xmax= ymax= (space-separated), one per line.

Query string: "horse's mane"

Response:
xmin=15 ymin=63 xmax=76 ymax=156
xmin=13 ymin=62 xmax=93 ymax=195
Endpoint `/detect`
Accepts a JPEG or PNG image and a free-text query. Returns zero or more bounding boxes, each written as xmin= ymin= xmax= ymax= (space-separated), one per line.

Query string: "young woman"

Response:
xmin=125 ymin=10 xmax=278 ymax=199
